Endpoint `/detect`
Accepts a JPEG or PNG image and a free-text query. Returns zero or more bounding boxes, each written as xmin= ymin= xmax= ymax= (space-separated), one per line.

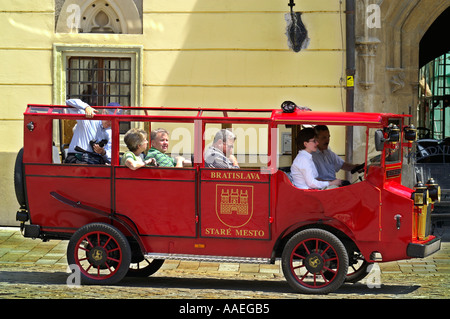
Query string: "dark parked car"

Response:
xmin=414 ymin=136 xmax=450 ymax=227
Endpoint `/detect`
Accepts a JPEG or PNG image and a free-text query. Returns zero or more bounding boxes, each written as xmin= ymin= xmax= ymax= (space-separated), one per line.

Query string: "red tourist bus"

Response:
xmin=14 ymin=104 xmax=441 ymax=294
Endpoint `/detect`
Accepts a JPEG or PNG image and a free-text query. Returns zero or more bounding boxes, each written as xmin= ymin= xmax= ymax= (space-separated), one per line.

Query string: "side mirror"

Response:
xmin=375 ymin=130 xmax=385 ymax=151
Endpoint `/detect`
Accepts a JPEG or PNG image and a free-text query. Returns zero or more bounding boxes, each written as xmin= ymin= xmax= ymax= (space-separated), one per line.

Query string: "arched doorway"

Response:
xmin=352 ymin=1 xmax=450 ymax=152
xmin=413 ymin=5 xmax=450 ymax=222
xmin=418 ymin=7 xmax=450 ymax=140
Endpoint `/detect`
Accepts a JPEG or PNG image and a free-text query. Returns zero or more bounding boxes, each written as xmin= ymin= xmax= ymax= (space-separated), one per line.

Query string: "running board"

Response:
xmin=145 ymin=253 xmax=272 ymax=264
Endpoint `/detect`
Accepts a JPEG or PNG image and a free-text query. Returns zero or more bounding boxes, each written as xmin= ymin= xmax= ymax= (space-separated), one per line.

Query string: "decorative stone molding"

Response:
xmin=387 ymin=68 xmax=406 ymax=94
xmin=56 ymin=0 xmax=142 ymax=34
xmin=81 ymin=2 xmax=122 ymax=33
xmin=355 ymin=36 xmax=381 ymax=90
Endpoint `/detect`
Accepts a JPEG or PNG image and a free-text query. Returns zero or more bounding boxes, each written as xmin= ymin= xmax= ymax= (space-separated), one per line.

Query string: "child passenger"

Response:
xmin=121 ymin=128 xmax=156 ymax=170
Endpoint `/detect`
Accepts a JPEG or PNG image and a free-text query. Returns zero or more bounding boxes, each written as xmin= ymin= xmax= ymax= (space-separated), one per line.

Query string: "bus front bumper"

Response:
xmin=407 ymin=236 xmax=441 ymax=258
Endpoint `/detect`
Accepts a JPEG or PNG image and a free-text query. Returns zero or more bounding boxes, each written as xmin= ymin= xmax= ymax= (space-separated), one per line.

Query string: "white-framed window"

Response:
xmin=53 ymin=44 xmax=143 ymax=107
xmin=53 ymin=44 xmax=143 ymax=142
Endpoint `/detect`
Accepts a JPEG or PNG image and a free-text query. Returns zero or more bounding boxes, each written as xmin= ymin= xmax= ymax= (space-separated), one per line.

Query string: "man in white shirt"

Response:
xmin=64 ymin=99 xmax=118 ymax=164
xmin=312 ymin=125 xmax=363 ymax=182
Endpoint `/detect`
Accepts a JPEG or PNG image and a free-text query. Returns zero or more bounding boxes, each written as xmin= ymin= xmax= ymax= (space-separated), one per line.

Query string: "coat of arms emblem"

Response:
xmin=215 ymin=184 xmax=254 ymax=228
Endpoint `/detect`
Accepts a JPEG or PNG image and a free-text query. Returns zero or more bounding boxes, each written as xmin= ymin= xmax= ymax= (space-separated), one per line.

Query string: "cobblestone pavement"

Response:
xmin=1 ymin=227 xmax=449 ymax=300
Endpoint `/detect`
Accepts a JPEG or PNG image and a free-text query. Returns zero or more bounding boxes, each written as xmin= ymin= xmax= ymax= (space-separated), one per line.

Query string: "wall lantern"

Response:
xmin=285 ymin=0 xmax=310 ymax=52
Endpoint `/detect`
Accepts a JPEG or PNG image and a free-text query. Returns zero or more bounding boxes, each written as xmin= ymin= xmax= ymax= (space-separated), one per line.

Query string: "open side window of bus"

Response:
xmin=202 ymin=122 xmax=270 ymax=170
xmin=117 ymin=120 xmax=196 ymax=169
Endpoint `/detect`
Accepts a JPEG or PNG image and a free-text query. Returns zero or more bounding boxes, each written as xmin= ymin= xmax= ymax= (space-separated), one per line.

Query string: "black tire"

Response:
xmin=127 ymin=258 xmax=165 ymax=277
xmin=281 ymin=229 xmax=349 ymax=294
xmin=346 ymin=251 xmax=372 ymax=283
xmin=67 ymin=223 xmax=131 ymax=285
xmin=126 ymin=240 xmax=164 ymax=277
xmin=14 ymin=148 xmax=26 ymax=207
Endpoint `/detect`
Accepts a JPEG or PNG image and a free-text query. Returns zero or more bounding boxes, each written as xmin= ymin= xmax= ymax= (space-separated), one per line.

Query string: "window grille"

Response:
xmin=66 ymin=56 xmax=131 ymax=133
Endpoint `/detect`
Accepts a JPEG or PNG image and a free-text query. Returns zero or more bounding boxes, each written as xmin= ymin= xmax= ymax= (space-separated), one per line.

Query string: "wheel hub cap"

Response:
xmin=88 ymin=246 xmax=107 ymax=267
xmin=305 ymin=253 xmax=324 ymax=273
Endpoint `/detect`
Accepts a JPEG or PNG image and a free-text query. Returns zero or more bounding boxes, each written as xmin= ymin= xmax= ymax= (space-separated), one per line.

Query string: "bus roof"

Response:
xmin=271 ymin=109 xmax=410 ymax=127
xmin=25 ymin=104 xmax=410 ymax=127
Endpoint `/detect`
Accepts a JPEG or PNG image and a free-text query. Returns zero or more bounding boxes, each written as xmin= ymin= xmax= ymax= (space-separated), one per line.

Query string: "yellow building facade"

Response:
xmin=0 ymin=0 xmax=346 ymax=225
xmin=2 ymin=1 xmax=447 ymax=225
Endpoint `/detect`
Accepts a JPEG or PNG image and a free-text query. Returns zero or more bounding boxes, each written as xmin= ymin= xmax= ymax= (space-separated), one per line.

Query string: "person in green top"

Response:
xmin=121 ymin=128 xmax=156 ymax=170
xmin=145 ymin=128 xmax=187 ymax=167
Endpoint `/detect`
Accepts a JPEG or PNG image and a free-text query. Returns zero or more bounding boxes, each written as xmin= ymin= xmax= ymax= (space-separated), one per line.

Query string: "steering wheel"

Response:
xmin=347 ymin=163 xmax=365 ymax=185
xmin=351 ymin=163 xmax=365 ymax=174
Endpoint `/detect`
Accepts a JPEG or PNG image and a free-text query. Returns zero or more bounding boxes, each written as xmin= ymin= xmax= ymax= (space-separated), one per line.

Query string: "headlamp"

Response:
xmin=412 ymin=181 xmax=428 ymax=206
xmin=384 ymin=123 xmax=400 ymax=143
xmin=426 ymin=178 xmax=441 ymax=202
xmin=403 ymin=125 xmax=417 ymax=141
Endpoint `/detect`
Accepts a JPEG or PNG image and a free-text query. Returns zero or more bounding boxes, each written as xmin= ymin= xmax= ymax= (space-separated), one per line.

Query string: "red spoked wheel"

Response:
xmin=282 ymin=229 xmax=348 ymax=294
xmin=67 ymin=223 xmax=131 ymax=285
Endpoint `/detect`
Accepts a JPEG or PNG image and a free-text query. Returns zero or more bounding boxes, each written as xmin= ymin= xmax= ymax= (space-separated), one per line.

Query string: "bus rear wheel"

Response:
xmin=67 ymin=223 xmax=131 ymax=285
xmin=282 ymin=229 xmax=349 ymax=294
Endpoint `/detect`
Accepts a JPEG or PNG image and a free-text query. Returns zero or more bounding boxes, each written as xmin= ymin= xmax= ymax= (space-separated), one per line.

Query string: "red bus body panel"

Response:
xmin=19 ymin=105 xmax=439 ymax=263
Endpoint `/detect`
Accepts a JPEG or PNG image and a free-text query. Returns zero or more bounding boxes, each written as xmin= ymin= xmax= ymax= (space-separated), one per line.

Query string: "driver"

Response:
xmin=312 ymin=125 xmax=364 ymax=184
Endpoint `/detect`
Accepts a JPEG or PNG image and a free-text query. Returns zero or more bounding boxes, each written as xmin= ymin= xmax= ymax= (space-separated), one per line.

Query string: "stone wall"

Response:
xmin=352 ymin=0 xmax=449 ymax=165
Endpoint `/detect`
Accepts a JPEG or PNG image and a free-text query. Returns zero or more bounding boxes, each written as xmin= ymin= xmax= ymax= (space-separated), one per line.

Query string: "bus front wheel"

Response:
xmin=281 ymin=228 xmax=349 ymax=294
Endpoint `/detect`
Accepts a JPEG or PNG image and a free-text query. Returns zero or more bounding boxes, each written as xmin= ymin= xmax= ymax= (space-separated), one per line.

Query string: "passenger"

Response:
xmin=291 ymin=128 xmax=341 ymax=189
xmin=64 ymin=99 xmax=120 ymax=165
xmin=204 ymin=129 xmax=239 ymax=169
xmin=145 ymin=128 xmax=186 ymax=167
xmin=312 ymin=125 xmax=364 ymax=183
xmin=121 ymin=128 xmax=156 ymax=170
